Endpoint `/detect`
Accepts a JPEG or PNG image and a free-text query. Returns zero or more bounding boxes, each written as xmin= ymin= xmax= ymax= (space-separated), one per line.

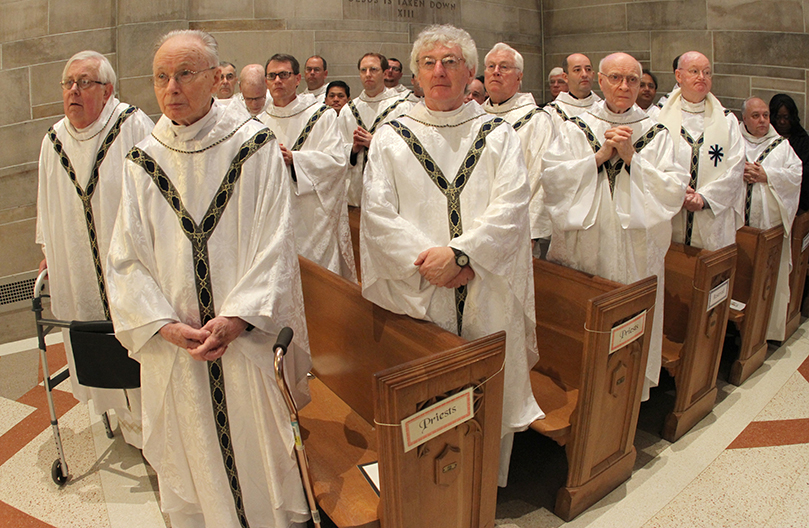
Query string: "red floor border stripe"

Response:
xmin=0 ymin=500 xmax=57 ymax=528
xmin=728 ymin=418 xmax=809 ymax=449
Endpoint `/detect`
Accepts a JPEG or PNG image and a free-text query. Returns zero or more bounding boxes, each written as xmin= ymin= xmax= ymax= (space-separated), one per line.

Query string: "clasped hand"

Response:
xmin=159 ymin=316 xmax=248 ymax=362
xmin=596 ymin=125 xmax=635 ymax=167
xmin=414 ymin=246 xmax=475 ymax=288
xmin=352 ymin=126 xmax=372 ymax=153
xmin=743 ymin=161 xmax=767 ymax=184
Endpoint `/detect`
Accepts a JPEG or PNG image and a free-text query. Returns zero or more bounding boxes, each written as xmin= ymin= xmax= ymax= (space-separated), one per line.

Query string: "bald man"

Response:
xmin=542 ymin=52 xmax=688 ymax=398
xmin=657 ymin=51 xmax=745 ymax=251
xmin=545 ymin=53 xmax=601 ymax=129
xmin=741 ymin=96 xmax=802 ymax=340
xmin=234 ymin=64 xmax=269 ymax=116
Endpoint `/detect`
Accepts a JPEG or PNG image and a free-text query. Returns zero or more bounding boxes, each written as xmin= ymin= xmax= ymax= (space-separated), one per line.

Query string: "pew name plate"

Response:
xmin=609 ymin=310 xmax=646 ymax=354
xmin=401 ymin=386 xmax=475 ymax=452
xmin=707 ymin=279 xmax=730 ymax=312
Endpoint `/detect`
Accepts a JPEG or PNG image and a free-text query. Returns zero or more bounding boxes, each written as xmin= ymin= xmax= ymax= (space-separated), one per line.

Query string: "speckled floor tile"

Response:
xmin=764 ymin=456 xmax=809 ymax=527
xmin=0 ymin=398 xmax=111 ymax=528
xmin=641 ymin=444 xmax=809 ymax=528
xmin=755 ymin=372 xmax=809 ymax=421
xmin=0 ymin=395 xmax=35 ymax=437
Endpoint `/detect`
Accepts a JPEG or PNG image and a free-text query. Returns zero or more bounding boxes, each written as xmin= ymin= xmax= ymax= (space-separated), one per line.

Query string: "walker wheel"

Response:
xmin=51 ymin=459 xmax=68 ymax=486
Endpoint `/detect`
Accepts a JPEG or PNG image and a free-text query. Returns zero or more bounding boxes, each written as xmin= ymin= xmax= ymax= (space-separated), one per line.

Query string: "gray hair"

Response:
xmin=410 ymin=24 xmax=477 ymax=76
xmin=598 ymin=53 xmax=642 ymax=77
xmin=741 ymin=96 xmax=766 ymax=117
xmin=484 ymin=42 xmax=524 ymax=73
xmin=155 ymin=29 xmax=219 ymax=68
xmin=548 ymin=66 xmax=564 ymax=81
xmin=63 ymin=50 xmax=117 ymax=89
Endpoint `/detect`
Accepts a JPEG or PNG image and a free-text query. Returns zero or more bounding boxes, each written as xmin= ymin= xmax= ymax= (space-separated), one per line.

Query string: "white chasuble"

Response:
xmin=259 ymin=94 xmax=356 ymax=281
xmin=360 ymin=101 xmax=544 ymax=487
xmin=658 ymin=89 xmax=745 ymax=250
xmin=542 ymin=101 xmax=689 ymax=397
xmin=301 ymin=84 xmax=327 ymax=104
xmin=106 ymin=101 xmax=311 ymax=528
xmin=337 ymin=87 xmax=413 ymax=206
xmin=483 ymin=92 xmax=555 ymax=240
xmin=544 ymin=90 xmax=601 ymax=131
xmin=741 ymin=124 xmax=802 ymax=340
xmin=36 ymin=96 xmax=153 ymax=444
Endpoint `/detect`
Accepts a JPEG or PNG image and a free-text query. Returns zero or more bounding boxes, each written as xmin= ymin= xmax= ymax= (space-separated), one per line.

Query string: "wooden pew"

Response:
xmin=784 ymin=211 xmax=809 ymax=339
xmin=348 ymin=205 xmax=362 ymax=282
xmin=529 ymin=259 xmax=657 ymax=521
xmin=728 ymin=225 xmax=784 ymax=385
xmin=661 ymin=243 xmax=737 ymax=442
xmin=297 ymin=256 xmax=505 ymax=528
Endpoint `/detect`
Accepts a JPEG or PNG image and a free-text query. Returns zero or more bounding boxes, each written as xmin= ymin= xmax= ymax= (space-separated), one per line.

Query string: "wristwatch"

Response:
xmin=451 ymin=247 xmax=469 ymax=267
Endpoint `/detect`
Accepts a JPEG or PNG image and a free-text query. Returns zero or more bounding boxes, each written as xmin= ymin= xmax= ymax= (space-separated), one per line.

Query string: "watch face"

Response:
xmin=457 ymin=254 xmax=469 ymax=267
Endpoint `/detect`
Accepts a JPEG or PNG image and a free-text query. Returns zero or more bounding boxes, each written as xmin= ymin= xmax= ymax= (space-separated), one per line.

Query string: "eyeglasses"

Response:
xmin=223 ymin=73 xmax=237 ymax=81
xmin=600 ymin=72 xmax=641 ymax=87
xmin=681 ymin=68 xmax=713 ymax=79
xmin=266 ymin=71 xmax=294 ymax=80
xmin=485 ymin=63 xmax=516 ymax=74
xmin=419 ymin=56 xmax=465 ymax=71
xmin=387 ymin=66 xmax=402 ymax=72
xmin=60 ymin=78 xmax=106 ymax=91
xmin=359 ymin=67 xmax=381 ymax=74
xmin=153 ymin=66 xmax=216 ymax=87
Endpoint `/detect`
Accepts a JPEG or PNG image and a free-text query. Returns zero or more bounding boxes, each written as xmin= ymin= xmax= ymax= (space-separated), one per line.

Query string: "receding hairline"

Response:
xmin=677 ymin=51 xmax=710 ymax=70
xmin=742 ymin=96 xmax=768 ymax=116
xmin=599 ymin=53 xmax=642 ymax=77
xmin=563 ymin=53 xmax=590 ymax=73
xmin=154 ymin=30 xmax=219 ymax=68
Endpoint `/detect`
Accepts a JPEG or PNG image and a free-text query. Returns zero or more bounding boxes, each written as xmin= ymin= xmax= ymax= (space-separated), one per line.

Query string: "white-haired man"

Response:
xmin=259 ymin=53 xmax=355 ymax=281
xmin=547 ymin=66 xmax=567 ymax=101
xmin=337 ymin=52 xmax=412 ymax=206
xmin=482 ymin=42 xmax=554 ymax=258
xmin=360 ymin=24 xmax=543 ymax=488
xmin=740 ymin=96 xmax=802 ymax=341
xmin=657 ymin=51 xmax=745 ymax=250
xmin=36 ymin=50 xmax=153 ymax=448
xmin=233 ymin=64 xmax=270 ymax=116
xmin=542 ymin=52 xmax=688 ymax=398
xmin=545 ymin=53 xmax=601 ymax=128
xmin=106 ymin=30 xmax=312 ymax=528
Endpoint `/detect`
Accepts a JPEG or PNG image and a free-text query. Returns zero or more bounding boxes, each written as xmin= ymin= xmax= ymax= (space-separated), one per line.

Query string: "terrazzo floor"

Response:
xmin=1 ymin=321 xmax=808 ymax=528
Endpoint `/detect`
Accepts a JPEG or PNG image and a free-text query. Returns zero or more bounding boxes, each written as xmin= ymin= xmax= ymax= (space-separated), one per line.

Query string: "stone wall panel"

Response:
xmin=119 ymin=76 xmax=161 ymax=117
xmin=650 ymin=31 xmax=712 ymax=72
xmin=544 ymin=31 xmax=650 ymax=55
xmin=190 ymin=0 xmax=253 ymax=20
xmin=750 ymin=77 xmax=805 ymax=93
xmin=119 ymin=0 xmax=188 ymax=24
xmin=0 ymin=119 xmax=53 ymax=169
xmin=0 ymin=218 xmax=39 ymax=277
xmin=0 ymin=69 xmax=30 ymax=127
xmin=0 ymin=0 xmax=47 ymax=44
xmin=3 ymin=29 xmax=115 ymax=69
xmin=711 ymin=74 xmax=750 ymax=100
xmin=118 ymin=22 xmax=188 ymax=79
xmin=715 ymin=63 xmax=807 ymax=81
xmin=627 ymin=0 xmax=707 ymax=31
xmin=0 ymin=166 xmax=37 ymax=211
xmin=32 ymin=103 xmax=64 ymax=121
xmin=48 ymin=0 xmax=115 ymax=34
xmin=707 ymin=0 xmax=803 ymax=31
xmin=715 ymin=32 xmax=809 ymax=70
xmin=215 ymin=30 xmax=316 ymax=74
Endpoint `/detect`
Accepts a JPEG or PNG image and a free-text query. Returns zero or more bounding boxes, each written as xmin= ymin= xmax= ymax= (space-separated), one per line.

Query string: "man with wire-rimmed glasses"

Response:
xmin=106 ymin=29 xmax=313 ymax=528
xmin=36 ymin=50 xmax=153 ymax=449
xmin=359 ymin=24 xmax=544 ymax=489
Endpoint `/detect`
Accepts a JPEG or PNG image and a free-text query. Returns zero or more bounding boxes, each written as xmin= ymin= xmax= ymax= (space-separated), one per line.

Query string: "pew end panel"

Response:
xmin=374 ymin=333 xmax=505 ymax=528
xmin=348 ymin=205 xmax=362 ymax=282
xmin=729 ymin=226 xmax=784 ymax=385
xmin=298 ymin=256 xmax=503 ymax=528
xmin=785 ymin=211 xmax=809 ymax=339
xmin=662 ymin=243 xmax=736 ymax=442
xmin=529 ymin=259 xmax=657 ymax=521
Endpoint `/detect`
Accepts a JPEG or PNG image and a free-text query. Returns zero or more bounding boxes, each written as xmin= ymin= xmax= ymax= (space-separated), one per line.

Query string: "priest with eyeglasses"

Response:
xmin=36 ymin=50 xmax=153 ymax=448
xmin=541 ymin=52 xmax=688 ymax=399
xmin=359 ymin=24 xmax=544 ymax=488
xmin=106 ymin=29 xmax=312 ymax=528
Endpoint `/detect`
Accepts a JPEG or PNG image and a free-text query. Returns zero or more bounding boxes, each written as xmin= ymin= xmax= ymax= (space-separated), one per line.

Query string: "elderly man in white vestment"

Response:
xmin=482 ymin=42 xmax=554 ymax=259
xmin=360 ymin=24 xmax=544 ymax=487
xmin=231 ymin=64 xmax=269 ymax=117
xmin=338 ymin=52 xmax=412 ymax=206
xmin=740 ymin=97 xmax=802 ymax=341
xmin=545 ymin=53 xmax=601 ymax=128
xmin=542 ymin=52 xmax=688 ymax=398
xmin=259 ymin=53 xmax=356 ymax=281
xmin=105 ymin=30 xmax=311 ymax=528
xmin=657 ymin=51 xmax=745 ymax=250
xmin=36 ymin=50 xmax=153 ymax=448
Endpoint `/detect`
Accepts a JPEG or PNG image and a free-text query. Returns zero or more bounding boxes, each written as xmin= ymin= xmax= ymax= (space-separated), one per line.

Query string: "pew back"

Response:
xmin=785 ymin=211 xmax=809 ymax=339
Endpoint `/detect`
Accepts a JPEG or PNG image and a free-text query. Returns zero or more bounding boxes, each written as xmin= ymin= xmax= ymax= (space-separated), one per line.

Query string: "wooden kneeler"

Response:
xmin=662 ymin=243 xmax=736 ymax=442
xmin=529 ymin=259 xmax=657 ymax=521
xmin=728 ymin=225 xmax=784 ymax=385
xmin=297 ymin=256 xmax=504 ymax=528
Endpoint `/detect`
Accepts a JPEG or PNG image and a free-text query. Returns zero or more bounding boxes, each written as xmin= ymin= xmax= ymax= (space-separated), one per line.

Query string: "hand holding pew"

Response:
xmin=728 ymin=225 xmax=784 ymax=385
xmin=529 ymin=259 xmax=657 ymax=521
xmin=297 ymin=256 xmax=505 ymax=528
xmin=662 ymin=243 xmax=736 ymax=441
